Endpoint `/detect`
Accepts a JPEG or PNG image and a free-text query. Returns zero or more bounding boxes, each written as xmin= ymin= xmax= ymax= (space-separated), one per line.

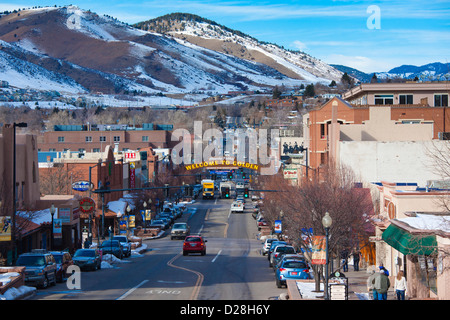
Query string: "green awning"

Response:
xmin=382 ymin=224 xmax=437 ymax=256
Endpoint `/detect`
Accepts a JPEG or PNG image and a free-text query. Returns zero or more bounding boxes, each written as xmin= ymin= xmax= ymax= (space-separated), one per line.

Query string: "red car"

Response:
xmin=183 ymin=235 xmax=207 ymax=256
xmin=51 ymin=251 xmax=73 ymax=282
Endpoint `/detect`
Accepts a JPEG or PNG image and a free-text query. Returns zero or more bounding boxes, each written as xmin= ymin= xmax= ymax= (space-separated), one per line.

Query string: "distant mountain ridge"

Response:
xmin=332 ymin=62 xmax=450 ymax=83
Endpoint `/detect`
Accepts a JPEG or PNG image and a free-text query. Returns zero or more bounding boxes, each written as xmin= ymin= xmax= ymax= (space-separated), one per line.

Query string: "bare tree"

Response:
xmin=256 ymin=164 xmax=375 ymax=291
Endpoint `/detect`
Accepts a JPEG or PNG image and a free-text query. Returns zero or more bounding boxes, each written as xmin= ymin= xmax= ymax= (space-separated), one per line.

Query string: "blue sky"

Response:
xmin=1 ymin=0 xmax=449 ymax=73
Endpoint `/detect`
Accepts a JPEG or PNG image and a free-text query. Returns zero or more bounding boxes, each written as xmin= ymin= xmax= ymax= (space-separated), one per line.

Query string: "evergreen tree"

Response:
xmin=272 ymin=86 xmax=282 ymax=99
xmin=304 ymin=84 xmax=315 ymax=97
xmin=370 ymin=73 xmax=378 ymax=83
xmin=341 ymin=72 xmax=353 ymax=86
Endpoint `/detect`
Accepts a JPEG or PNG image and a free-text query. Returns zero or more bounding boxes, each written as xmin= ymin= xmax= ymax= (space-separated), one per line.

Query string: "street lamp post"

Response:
xmin=322 ymin=211 xmax=332 ymax=300
xmin=126 ymin=205 xmax=131 ymax=237
xmin=50 ymin=203 xmax=56 ymax=250
xmin=143 ymin=200 xmax=147 ymax=233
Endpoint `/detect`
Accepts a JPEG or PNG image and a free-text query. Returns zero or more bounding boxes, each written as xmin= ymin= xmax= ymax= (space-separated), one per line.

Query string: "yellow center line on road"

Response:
xmin=167 ymin=253 xmax=204 ymax=300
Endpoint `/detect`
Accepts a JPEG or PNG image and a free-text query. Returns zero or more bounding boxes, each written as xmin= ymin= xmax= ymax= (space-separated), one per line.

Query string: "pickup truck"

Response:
xmin=171 ymin=222 xmax=190 ymax=240
xmin=112 ymin=235 xmax=132 ymax=257
xmin=230 ymin=201 xmax=244 ymax=213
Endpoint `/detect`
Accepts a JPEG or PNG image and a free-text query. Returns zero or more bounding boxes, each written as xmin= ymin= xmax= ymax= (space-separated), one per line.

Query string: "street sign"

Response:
xmin=328 ymin=271 xmax=348 ymax=300
xmin=72 ymin=180 xmax=93 ymax=192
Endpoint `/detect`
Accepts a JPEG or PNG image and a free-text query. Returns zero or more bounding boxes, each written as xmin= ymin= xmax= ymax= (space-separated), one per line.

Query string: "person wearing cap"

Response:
xmin=372 ymin=269 xmax=391 ymax=300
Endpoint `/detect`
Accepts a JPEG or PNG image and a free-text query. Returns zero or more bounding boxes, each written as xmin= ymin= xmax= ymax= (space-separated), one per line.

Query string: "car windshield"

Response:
xmin=52 ymin=254 xmax=63 ymax=263
xmin=101 ymin=241 xmax=119 ymax=247
xmin=276 ymin=246 xmax=295 ymax=254
xmin=283 ymin=261 xmax=308 ymax=269
xmin=74 ymin=250 xmax=96 ymax=257
xmin=185 ymin=237 xmax=202 ymax=242
xmin=173 ymin=223 xmax=187 ymax=229
xmin=16 ymin=255 xmax=45 ymax=266
xmin=271 ymin=242 xmax=286 ymax=249
xmin=113 ymin=236 xmax=127 ymax=242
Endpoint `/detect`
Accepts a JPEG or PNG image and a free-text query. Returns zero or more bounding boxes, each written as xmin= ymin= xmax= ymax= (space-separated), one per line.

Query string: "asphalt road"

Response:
xmin=32 ymin=196 xmax=285 ymax=301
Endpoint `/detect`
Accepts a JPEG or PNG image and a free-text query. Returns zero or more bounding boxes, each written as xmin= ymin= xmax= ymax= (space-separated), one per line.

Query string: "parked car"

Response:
xmin=275 ymin=259 xmax=311 ymax=288
xmin=16 ymin=250 xmax=57 ymax=288
xmin=100 ymin=240 xmax=123 ymax=259
xmin=183 ymin=235 xmax=207 ymax=256
xmin=273 ymin=254 xmax=306 ymax=272
xmin=267 ymin=241 xmax=287 ymax=261
xmin=149 ymin=219 xmax=166 ymax=230
xmin=73 ymin=249 xmax=102 ymax=271
xmin=269 ymin=245 xmax=296 ymax=267
xmin=257 ymin=218 xmax=268 ymax=230
xmin=261 ymin=238 xmax=277 ymax=256
xmin=50 ymin=251 xmax=73 ymax=282
xmin=171 ymin=222 xmax=190 ymax=240
xmin=112 ymin=235 xmax=131 ymax=257
xmin=158 ymin=217 xmax=172 ymax=229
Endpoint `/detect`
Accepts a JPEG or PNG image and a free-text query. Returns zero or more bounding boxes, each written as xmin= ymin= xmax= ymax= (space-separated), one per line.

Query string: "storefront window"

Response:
xmin=417 ymin=255 xmax=437 ymax=294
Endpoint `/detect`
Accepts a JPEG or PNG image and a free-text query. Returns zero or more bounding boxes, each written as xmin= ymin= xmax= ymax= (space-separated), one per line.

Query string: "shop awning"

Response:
xmin=382 ymin=224 xmax=437 ymax=256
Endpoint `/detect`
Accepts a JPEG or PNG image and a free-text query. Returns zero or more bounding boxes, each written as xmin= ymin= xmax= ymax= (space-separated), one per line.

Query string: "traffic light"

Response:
xmin=244 ymin=188 xmax=249 ymax=198
xmin=228 ymin=171 xmax=233 ymax=179
xmin=222 ymin=187 xmax=230 ymax=198
xmin=242 ymin=173 xmax=246 ymax=179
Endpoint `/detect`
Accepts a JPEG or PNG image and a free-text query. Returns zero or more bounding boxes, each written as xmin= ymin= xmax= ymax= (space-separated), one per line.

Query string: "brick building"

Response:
xmin=303 ymin=94 xmax=450 ymax=171
xmin=37 ymin=123 xmax=174 ymax=153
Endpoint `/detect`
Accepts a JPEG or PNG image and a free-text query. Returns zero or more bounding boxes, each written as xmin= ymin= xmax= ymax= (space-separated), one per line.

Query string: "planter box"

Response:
xmin=0 ymin=267 xmax=25 ymax=295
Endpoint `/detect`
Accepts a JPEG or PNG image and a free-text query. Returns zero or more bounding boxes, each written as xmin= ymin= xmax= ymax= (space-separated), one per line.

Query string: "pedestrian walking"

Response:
xmin=394 ymin=270 xmax=407 ymax=300
xmin=341 ymin=249 xmax=349 ymax=272
xmin=379 ymin=263 xmax=389 ymax=276
xmin=352 ymin=251 xmax=360 ymax=271
xmin=372 ymin=269 xmax=390 ymax=300
xmin=367 ymin=269 xmax=378 ymax=300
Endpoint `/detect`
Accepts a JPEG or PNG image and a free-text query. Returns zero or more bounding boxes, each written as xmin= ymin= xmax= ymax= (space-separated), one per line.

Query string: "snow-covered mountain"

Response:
xmin=332 ymin=62 xmax=450 ymax=83
xmin=135 ymin=13 xmax=343 ymax=84
xmin=0 ymin=6 xmax=342 ymax=96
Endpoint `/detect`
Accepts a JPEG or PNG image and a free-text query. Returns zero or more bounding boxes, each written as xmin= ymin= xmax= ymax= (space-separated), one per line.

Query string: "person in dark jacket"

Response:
xmin=352 ymin=251 xmax=361 ymax=271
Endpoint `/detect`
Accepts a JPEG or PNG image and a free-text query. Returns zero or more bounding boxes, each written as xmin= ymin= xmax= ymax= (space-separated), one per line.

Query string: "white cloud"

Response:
xmin=292 ymin=40 xmax=308 ymax=51
xmin=326 ymin=54 xmax=395 ymax=73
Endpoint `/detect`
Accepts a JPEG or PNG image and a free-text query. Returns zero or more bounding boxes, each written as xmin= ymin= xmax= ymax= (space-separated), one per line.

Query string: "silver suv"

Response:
xmin=171 ymin=222 xmax=190 ymax=240
xmin=16 ymin=250 xmax=57 ymax=288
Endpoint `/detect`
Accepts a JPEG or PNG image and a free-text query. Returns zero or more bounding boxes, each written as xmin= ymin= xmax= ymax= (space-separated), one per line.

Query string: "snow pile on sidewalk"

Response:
xmin=0 ymin=285 xmax=36 ymax=300
xmin=295 ymin=282 xmax=324 ymax=299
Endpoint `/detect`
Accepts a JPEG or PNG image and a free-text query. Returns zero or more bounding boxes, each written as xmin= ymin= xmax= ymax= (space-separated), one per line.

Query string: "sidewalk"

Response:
xmin=346 ymin=267 xmax=396 ymax=300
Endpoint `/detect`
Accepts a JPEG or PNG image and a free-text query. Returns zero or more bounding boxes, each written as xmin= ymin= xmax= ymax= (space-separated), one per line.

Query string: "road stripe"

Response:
xmin=116 ymin=280 xmax=149 ymax=300
xmin=167 ymin=253 xmax=204 ymax=300
xmin=212 ymin=250 xmax=222 ymax=263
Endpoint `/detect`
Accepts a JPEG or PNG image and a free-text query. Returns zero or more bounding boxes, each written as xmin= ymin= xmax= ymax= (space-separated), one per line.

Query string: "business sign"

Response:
xmin=129 ymin=162 xmax=135 ymax=188
xmin=283 ymin=168 xmax=298 ymax=179
xmin=125 ymin=152 xmax=136 ymax=159
xmin=311 ymin=236 xmax=327 ymax=265
xmin=274 ymin=220 xmax=282 ymax=234
xmin=0 ymin=216 xmax=11 ymax=242
xmin=72 ymin=181 xmax=93 ymax=192
xmin=59 ymin=208 xmax=71 ymax=223
xmin=80 ymin=197 xmax=95 ymax=213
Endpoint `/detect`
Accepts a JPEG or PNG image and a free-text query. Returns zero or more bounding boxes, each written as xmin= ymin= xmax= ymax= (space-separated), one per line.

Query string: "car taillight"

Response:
xmin=279 ymin=268 xmax=286 ymax=272
xmin=303 ymin=269 xmax=309 ymax=273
